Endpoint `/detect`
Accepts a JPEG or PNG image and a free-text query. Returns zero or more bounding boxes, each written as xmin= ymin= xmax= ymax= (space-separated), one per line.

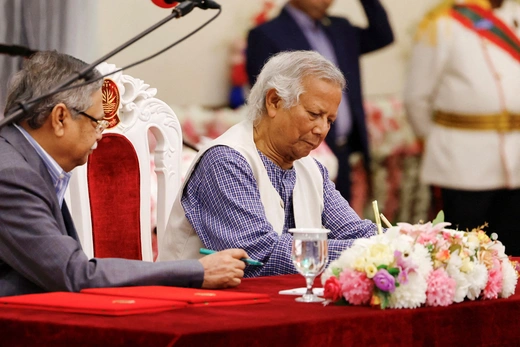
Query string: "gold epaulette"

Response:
xmin=434 ymin=110 xmax=520 ymax=131
xmin=414 ymin=0 xmax=492 ymax=44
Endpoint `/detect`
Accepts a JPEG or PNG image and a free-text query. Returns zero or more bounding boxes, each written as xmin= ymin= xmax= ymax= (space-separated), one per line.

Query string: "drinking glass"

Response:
xmin=289 ymin=228 xmax=330 ymax=303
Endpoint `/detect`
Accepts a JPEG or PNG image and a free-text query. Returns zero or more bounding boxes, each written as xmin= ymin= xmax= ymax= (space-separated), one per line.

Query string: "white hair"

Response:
xmin=246 ymin=50 xmax=346 ymax=123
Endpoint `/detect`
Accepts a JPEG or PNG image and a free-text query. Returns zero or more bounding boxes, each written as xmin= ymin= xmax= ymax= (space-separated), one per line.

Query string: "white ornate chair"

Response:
xmin=66 ymin=63 xmax=183 ymax=261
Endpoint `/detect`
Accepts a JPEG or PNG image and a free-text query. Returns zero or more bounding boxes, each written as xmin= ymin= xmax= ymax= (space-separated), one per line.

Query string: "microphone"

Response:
xmin=152 ymin=0 xmax=220 ymax=10
xmin=151 ymin=0 xmax=178 ymax=8
xmin=194 ymin=0 xmax=221 ymax=10
xmin=0 ymin=44 xmax=37 ymax=57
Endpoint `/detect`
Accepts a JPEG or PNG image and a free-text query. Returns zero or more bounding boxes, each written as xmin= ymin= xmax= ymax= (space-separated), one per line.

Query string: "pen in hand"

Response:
xmin=199 ymin=248 xmax=264 ymax=266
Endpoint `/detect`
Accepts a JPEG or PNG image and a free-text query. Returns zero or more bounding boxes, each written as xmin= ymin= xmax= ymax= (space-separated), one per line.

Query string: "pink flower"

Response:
xmin=397 ymin=268 xmax=409 ymax=284
xmin=397 ymin=222 xmax=428 ymax=239
xmin=483 ymin=258 xmax=503 ymax=299
xmin=431 ymin=222 xmax=452 ymax=233
xmin=426 ymin=268 xmax=456 ymax=306
xmin=339 ymin=269 xmax=374 ymax=305
xmin=323 ymin=276 xmax=343 ymax=302
xmin=399 ymin=222 xmax=451 ymax=243
xmin=417 ymin=231 xmax=438 ymax=245
xmin=394 ymin=250 xmax=416 ymax=285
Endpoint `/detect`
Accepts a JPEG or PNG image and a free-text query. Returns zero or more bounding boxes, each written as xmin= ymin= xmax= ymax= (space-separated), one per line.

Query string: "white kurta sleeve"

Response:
xmin=403 ymin=18 xmax=452 ymax=138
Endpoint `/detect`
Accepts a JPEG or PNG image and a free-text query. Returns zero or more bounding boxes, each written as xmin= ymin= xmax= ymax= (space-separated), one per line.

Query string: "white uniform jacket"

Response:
xmin=404 ymin=0 xmax=520 ymax=190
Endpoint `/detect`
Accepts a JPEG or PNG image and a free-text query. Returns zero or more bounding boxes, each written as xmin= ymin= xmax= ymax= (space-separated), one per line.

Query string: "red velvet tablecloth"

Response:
xmin=0 ymin=272 xmax=519 ymax=346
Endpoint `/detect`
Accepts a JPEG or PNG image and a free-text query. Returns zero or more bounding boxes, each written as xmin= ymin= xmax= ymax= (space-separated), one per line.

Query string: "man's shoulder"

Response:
xmin=0 ymin=126 xmax=38 ymax=169
xmin=319 ymin=16 xmax=353 ymax=34
xmin=327 ymin=15 xmax=350 ymax=25
xmin=188 ymin=145 xmax=254 ymax=189
xmin=0 ymin=132 xmax=24 ymax=169
xmin=199 ymin=145 xmax=247 ymax=167
xmin=251 ymin=12 xmax=349 ymax=32
xmin=0 ymin=127 xmax=47 ymax=189
xmin=250 ymin=12 xmax=289 ymax=34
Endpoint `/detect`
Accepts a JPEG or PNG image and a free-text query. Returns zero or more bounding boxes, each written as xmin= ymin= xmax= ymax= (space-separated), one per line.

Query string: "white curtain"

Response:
xmin=0 ymin=0 xmax=97 ymax=118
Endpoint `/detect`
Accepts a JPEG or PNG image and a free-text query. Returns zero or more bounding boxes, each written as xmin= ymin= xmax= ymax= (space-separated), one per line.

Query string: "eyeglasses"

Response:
xmin=72 ymin=108 xmax=109 ymax=133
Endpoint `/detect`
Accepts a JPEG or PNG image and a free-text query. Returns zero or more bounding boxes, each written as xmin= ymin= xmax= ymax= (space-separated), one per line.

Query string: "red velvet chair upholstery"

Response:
xmin=66 ymin=62 xmax=183 ymax=261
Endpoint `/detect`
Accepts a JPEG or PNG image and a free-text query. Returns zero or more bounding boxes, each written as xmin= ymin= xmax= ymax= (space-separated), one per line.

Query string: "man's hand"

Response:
xmin=199 ymin=248 xmax=248 ymax=289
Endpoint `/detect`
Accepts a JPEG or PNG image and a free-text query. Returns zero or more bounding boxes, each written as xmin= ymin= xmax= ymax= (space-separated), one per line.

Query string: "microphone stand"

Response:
xmin=0 ymin=1 xmax=197 ymax=130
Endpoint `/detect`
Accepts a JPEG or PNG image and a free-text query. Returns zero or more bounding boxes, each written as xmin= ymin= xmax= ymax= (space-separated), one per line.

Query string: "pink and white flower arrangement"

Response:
xmin=321 ymin=212 xmax=519 ymax=309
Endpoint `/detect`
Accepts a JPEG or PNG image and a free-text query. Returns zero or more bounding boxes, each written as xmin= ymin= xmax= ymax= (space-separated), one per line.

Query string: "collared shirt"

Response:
xmin=14 ymin=124 xmax=71 ymax=207
xmin=285 ymin=4 xmax=352 ymax=141
xmin=181 ymin=146 xmax=377 ymax=277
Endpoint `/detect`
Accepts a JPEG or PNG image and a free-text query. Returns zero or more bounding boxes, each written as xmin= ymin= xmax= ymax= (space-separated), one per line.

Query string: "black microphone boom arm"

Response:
xmin=0 ymin=1 xmax=211 ymax=129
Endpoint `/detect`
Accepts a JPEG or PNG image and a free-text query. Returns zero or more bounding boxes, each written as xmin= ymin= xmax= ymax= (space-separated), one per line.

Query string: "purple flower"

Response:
xmin=373 ymin=269 xmax=396 ymax=293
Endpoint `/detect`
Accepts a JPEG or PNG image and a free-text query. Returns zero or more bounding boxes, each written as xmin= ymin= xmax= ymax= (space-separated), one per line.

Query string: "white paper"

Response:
xmin=278 ymin=287 xmax=324 ymax=296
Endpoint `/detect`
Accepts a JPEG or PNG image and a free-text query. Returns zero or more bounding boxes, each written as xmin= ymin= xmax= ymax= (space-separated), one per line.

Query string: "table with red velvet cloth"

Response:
xmin=0 ymin=272 xmax=519 ymax=347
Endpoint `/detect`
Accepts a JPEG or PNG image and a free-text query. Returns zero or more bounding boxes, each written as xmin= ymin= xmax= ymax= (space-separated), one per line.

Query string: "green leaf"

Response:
xmin=377 ymin=264 xmax=388 ymax=270
xmin=381 ymin=293 xmax=389 ymax=310
xmin=332 ymin=267 xmax=342 ymax=277
xmin=387 ymin=267 xmax=400 ymax=276
xmin=432 ymin=210 xmax=445 ymax=225
xmin=335 ymin=298 xmax=349 ymax=306
xmin=449 ymin=244 xmax=461 ymax=254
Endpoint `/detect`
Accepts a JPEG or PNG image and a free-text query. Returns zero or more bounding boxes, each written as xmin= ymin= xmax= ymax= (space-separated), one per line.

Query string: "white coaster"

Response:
xmin=278 ymin=287 xmax=324 ymax=296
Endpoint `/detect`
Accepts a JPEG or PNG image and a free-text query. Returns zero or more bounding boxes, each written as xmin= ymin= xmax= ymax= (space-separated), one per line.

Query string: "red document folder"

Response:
xmin=82 ymin=286 xmax=271 ymax=307
xmin=0 ymin=292 xmax=187 ymax=316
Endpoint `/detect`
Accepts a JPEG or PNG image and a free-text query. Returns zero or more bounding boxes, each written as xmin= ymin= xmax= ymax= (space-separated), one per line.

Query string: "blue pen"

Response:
xmin=199 ymin=248 xmax=264 ymax=266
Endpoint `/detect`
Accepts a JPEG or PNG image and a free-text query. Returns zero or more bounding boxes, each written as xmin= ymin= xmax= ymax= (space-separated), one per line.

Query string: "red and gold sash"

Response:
xmin=451 ymin=4 xmax=520 ymax=63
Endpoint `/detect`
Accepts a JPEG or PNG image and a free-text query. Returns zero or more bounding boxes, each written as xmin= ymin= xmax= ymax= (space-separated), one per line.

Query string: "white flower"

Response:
xmin=489 ymin=241 xmax=506 ymax=258
xmin=336 ymin=243 xmax=369 ymax=270
xmin=353 ymin=257 xmax=366 ymax=271
xmin=466 ymin=263 xmax=488 ymax=300
xmin=414 ymin=244 xmax=433 ymax=275
xmin=383 ymin=226 xmax=403 ymax=241
xmin=460 ymin=257 xmax=474 ymax=273
xmin=501 ymin=259 xmax=518 ymax=298
xmin=465 ymin=233 xmax=480 ymax=253
xmin=388 ymin=273 xmax=427 ymax=309
xmin=446 ymin=253 xmax=469 ymax=303
xmin=388 ymin=233 xmax=414 ymax=252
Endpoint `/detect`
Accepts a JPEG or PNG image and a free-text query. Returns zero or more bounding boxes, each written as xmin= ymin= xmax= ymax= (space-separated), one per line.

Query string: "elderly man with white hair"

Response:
xmin=160 ymin=51 xmax=378 ymax=277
